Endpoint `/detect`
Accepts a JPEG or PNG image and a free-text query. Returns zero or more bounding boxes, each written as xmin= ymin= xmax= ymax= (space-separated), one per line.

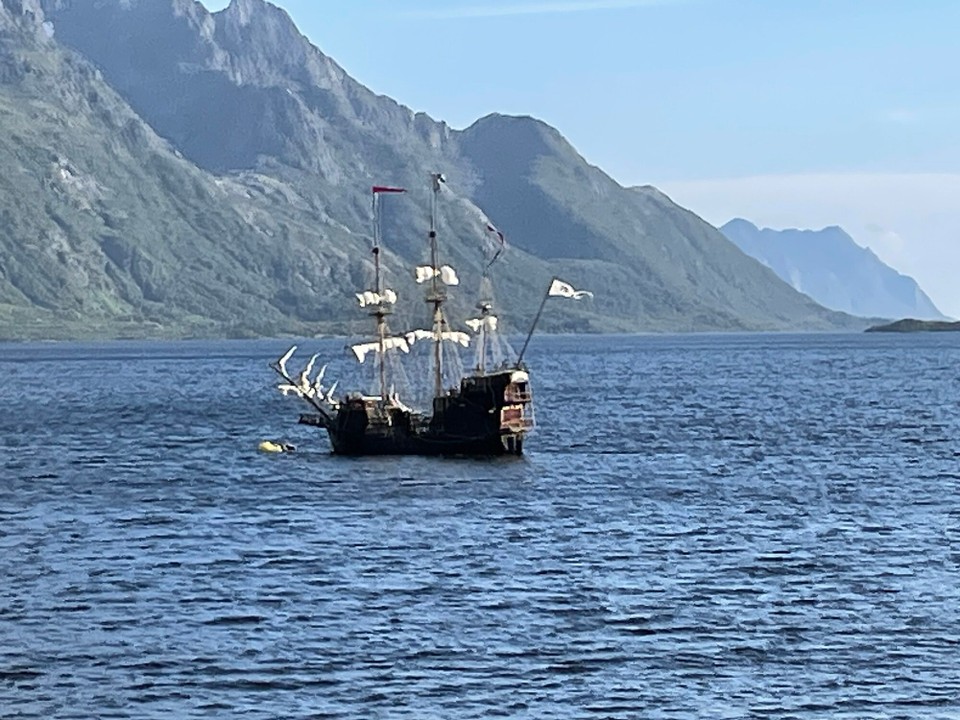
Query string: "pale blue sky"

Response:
xmin=202 ymin=0 xmax=960 ymax=315
xmin=204 ymin=0 xmax=959 ymax=182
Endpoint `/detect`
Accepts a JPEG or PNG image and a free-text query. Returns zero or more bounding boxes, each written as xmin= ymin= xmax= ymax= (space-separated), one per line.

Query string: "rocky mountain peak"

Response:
xmin=222 ymin=0 xmax=267 ymax=26
xmin=214 ymin=0 xmax=324 ymax=87
xmin=463 ymin=113 xmax=578 ymax=170
xmin=1 ymin=0 xmax=49 ymax=36
xmin=2 ymin=0 xmax=43 ymax=18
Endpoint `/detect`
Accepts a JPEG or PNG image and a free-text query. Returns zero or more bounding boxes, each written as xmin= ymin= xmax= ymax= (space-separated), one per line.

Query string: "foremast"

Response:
xmin=371 ymin=187 xmax=391 ymax=401
xmin=350 ymin=185 xmax=408 ymax=402
xmin=428 ymin=173 xmax=445 ymax=398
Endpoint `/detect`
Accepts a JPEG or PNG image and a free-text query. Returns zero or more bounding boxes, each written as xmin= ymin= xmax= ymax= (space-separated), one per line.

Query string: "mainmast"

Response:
xmin=410 ymin=173 xmax=468 ymax=398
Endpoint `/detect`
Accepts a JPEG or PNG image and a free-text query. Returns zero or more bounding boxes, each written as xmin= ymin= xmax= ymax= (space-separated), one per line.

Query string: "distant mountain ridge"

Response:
xmin=721 ymin=219 xmax=945 ymax=320
xmin=0 ymin=0 xmax=865 ymax=339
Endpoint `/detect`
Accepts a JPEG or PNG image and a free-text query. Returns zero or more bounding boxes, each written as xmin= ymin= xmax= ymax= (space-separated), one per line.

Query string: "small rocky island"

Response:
xmin=866 ymin=318 xmax=960 ymax=332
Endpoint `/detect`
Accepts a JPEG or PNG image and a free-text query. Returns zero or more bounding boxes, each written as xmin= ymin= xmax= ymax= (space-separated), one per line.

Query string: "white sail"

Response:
xmin=311 ymin=363 xmax=327 ymax=395
xmin=325 ymin=381 xmax=338 ymax=403
xmin=466 ymin=315 xmax=498 ymax=333
xmin=277 ymin=383 xmax=300 ymax=397
xmin=356 ymin=288 xmax=398 ymax=307
xmin=405 ymin=328 xmax=470 ymax=347
xmin=405 ymin=329 xmax=435 ymax=344
xmin=298 ymin=353 xmax=320 ymax=393
xmin=276 ymin=345 xmax=297 ymax=377
xmin=351 ymin=342 xmax=378 ymax=363
xmin=351 ymin=337 xmax=411 ymax=364
xmin=415 ymin=265 xmax=460 ymax=286
xmin=439 ymin=266 xmax=459 ymax=286
xmin=441 ymin=331 xmax=471 ymax=347
xmin=383 ymin=337 xmax=411 ymax=352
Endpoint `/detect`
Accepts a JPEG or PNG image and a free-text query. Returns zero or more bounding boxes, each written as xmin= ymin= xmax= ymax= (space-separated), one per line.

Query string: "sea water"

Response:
xmin=1 ymin=333 xmax=959 ymax=718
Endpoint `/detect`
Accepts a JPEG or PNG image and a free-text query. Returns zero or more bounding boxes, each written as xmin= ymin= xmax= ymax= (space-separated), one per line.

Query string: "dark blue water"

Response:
xmin=2 ymin=333 xmax=959 ymax=719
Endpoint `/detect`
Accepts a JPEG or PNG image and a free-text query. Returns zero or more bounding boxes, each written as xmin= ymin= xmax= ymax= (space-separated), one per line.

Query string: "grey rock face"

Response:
xmin=1 ymin=0 xmax=47 ymax=36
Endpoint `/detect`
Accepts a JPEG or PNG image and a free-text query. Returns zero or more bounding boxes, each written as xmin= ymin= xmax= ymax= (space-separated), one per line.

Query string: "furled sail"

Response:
xmin=466 ymin=315 xmax=498 ymax=333
xmin=311 ymin=364 xmax=327 ymax=395
xmin=356 ymin=288 xmax=398 ymax=307
xmin=404 ymin=329 xmax=470 ymax=347
xmin=441 ymin=331 xmax=471 ymax=347
xmin=351 ymin=337 xmax=411 ymax=363
xmin=415 ymin=265 xmax=460 ymax=285
xmin=272 ymin=347 xmax=338 ymax=408
xmin=277 ymin=345 xmax=297 ymax=377
xmin=405 ymin=329 xmax=435 ymax=344
xmin=298 ymin=353 xmax=320 ymax=393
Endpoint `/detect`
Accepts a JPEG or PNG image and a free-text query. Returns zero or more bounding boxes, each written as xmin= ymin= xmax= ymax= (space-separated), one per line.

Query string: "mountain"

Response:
xmin=0 ymin=0 xmax=377 ymax=339
xmin=721 ymin=219 xmax=946 ymax=320
xmin=0 ymin=0 xmax=863 ymax=340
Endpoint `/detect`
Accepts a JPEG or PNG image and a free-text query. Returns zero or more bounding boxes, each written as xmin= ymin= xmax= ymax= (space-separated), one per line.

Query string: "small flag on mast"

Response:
xmin=548 ymin=278 xmax=593 ymax=300
xmin=485 ymin=223 xmax=505 ymax=244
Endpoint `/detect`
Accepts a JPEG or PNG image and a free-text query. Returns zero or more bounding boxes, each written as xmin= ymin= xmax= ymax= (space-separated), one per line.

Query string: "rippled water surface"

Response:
xmin=2 ymin=333 xmax=960 ymax=718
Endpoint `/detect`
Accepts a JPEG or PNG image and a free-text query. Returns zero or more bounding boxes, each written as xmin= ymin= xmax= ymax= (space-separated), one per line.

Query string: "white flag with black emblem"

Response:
xmin=548 ymin=278 xmax=593 ymax=300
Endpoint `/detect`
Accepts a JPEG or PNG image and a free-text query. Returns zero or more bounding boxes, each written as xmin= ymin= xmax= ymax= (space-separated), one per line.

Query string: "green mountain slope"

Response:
xmin=459 ymin=115 xmax=849 ymax=331
xmin=0 ymin=0 xmax=384 ymax=339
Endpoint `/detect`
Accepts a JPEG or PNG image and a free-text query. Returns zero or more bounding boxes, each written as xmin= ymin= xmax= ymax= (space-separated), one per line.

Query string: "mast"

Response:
xmin=410 ymin=173 xmax=467 ymax=397
xmin=372 ymin=191 xmax=387 ymax=400
xmin=428 ymin=172 xmax=445 ymax=398
xmin=517 ymin=277 xmax=593 ymax=367
xmin=477 ymin=303 xmax=486 ymax=374
xmin=473 ymin=223 xmax=505 ymax=375
xmin=475 ymin=299 xmax=491 ymax=374
xmin=368 ymin=185 xmax=406 ymax=400
xmin=516 ymin=281 xmax=552 ymax=367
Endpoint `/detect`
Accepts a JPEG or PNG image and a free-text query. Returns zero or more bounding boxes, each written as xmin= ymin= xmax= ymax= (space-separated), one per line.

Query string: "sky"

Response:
xmin=203 ymin=0 xmax=960 ymax=316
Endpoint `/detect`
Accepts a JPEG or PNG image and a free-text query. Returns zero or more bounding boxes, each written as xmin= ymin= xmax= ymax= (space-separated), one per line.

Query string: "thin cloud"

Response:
xmin=408 ymin=0 xmax=673 ymax=20
xmin=878 ymin=106 xmax=960 ymax=126
xmin=881 ymin=108 xmax=922 ymax=125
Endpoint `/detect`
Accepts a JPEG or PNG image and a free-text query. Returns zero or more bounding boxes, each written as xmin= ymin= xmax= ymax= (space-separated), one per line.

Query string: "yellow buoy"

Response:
xmin=258 ymin=440 xmax=295 ymax=453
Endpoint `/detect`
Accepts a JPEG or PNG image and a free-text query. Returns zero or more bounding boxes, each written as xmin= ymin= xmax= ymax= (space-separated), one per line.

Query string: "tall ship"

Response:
xmin=270 ymin=173 xmax=535 ymax=456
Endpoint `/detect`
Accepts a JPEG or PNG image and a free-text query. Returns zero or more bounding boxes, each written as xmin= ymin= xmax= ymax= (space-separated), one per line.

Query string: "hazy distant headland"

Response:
xmin=865 ymin=318 xmax=960 ymax=333
xmin=721 ymin=219 xmax=946 ymax=322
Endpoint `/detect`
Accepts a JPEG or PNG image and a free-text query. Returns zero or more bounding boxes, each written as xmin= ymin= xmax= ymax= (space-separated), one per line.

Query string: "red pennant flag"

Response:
xmin=372 ymin=186 xmax=406 ymax=194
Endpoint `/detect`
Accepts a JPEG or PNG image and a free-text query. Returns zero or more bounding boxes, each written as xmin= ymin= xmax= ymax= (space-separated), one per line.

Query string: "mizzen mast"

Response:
xmin=467 ymin=222 xmax=506 ymax=374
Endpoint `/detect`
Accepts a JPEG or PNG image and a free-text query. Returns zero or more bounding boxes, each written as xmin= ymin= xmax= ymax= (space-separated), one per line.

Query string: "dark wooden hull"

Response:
xmin=299 ymin=368 xmax=533 ymax=456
